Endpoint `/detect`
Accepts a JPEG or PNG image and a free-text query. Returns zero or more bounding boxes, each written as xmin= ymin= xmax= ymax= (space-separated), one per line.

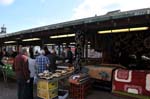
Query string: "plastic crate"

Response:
xmin=37 ymin=79 xmax=58 ymax=90
xmin=37 ymin=88 xmax=58 ymax=99
xmin=69 ymin=81 xmax=91 ymax=99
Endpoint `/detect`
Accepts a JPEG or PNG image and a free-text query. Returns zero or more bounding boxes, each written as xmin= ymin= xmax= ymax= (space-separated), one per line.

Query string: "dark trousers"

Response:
xmin=17 ymin=78 xmax=29 ymax=99
xmin=28 ymin=77 xmax=34 ymax=99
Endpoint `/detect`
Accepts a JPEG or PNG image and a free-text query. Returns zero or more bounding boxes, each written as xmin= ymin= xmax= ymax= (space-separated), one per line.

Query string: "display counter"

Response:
xmin=112 ymin=69 xmax=150 ymax=99
xmin=82 ymin=64 xmax=125 ymax=81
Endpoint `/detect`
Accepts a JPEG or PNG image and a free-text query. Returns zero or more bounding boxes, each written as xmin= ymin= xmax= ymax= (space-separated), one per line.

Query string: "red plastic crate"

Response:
xmin=69 ymin=81 xmax=90 ymax=99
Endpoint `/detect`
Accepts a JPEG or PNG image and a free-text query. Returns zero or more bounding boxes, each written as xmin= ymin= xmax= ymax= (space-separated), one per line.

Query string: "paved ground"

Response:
xmin=0 ymin=76 xmax=127 ymax=99
xmin=0 ymin=81 xmax=17 ymax=99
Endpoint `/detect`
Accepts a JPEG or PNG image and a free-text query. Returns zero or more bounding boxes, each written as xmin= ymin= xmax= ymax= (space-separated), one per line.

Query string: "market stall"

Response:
xmin=37 ymin=66 xmax=74 ymax=99
xmin=82 ymin=64 xmax=125 ymax=81
xmin=0 ymin=8 xmax=149 ymax=99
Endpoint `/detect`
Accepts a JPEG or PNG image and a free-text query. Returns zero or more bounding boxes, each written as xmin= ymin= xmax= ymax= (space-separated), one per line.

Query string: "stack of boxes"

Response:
xmin=37 ymin=79 xmax=58 ymax=99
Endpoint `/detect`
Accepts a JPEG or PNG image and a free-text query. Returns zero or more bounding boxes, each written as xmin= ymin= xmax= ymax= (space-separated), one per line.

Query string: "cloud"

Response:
xmin=0 ymin=0 xmax=14 ymax=6
xmin=72 ymin=0 xmax=150 ymax=19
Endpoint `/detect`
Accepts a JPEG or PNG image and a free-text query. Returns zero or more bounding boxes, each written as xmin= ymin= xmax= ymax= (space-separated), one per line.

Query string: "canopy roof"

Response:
xmin=0 ymin=8 xmax=150 ymax=46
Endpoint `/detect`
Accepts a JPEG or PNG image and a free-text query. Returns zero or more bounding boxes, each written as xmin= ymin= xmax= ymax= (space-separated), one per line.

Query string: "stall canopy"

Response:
xmin=0 ymin=8 xmax=150 ymax=47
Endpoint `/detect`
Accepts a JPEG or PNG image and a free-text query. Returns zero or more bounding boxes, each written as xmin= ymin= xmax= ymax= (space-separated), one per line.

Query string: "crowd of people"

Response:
xmin=11 ymin=46 xmax=73 ymax=99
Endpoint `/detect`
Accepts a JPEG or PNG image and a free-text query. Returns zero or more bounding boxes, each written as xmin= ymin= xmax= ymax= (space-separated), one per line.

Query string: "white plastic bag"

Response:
xmin=33 ymin=76 xmax=38 ymax=84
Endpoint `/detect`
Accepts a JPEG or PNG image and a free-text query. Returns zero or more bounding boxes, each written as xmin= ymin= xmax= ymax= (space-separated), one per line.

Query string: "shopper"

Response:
xmin=35 ymin=49 xmax=50 ymax=74
xmin=47 ymin=50 xmax=62 ymax=72
xmin=28 ymin=56 xmax=36 ymax=99
xmin=43 ymin=46 xmax=51 ymax=56
xmin=29 ymin=46 xmax=34 ymax=59
xmin=65 ymin=47 xmax=73 ymax=64
xmin=12 ymin=48 xmax=30 ymax=99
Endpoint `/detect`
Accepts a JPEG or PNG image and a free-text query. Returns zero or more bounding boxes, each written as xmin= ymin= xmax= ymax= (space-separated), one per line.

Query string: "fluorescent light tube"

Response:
xmin=112 ymin=28 xmax=129 ymax=33
xmin=98 ymin=30 xmax=111 ymax=34
xmin=22 ymin=38 xmax=40 ymax=41
xmin=50 ymin=34 xmax=75 ymax=39
xmin=130 ymin=27 xmax=149 ymax=31
xmin=4 ymin=41 xmax=16 ymax=44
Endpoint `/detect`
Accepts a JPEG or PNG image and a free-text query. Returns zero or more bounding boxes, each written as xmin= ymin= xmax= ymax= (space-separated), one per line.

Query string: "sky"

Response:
xmin=0 ymin=0 xmax=150 ymax=33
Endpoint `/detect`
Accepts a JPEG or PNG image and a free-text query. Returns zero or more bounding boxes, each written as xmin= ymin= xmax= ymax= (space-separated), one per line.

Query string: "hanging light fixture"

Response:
xmin=4 ymin=41 xmax=16 ymax=44
xmin=22 ymin=38 xmax=40 ymax=41
xmin=50 ymin=34 xmax=75 ymax=39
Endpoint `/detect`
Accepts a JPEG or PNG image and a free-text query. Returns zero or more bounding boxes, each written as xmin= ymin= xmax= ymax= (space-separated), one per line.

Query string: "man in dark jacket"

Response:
xmin=66 ymin=47 xmax=73 ymax=64
xmin=46 ymin=50 xmax=62 ymax=72
xmin=13 ymin=48 xmax=30 ymax=99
